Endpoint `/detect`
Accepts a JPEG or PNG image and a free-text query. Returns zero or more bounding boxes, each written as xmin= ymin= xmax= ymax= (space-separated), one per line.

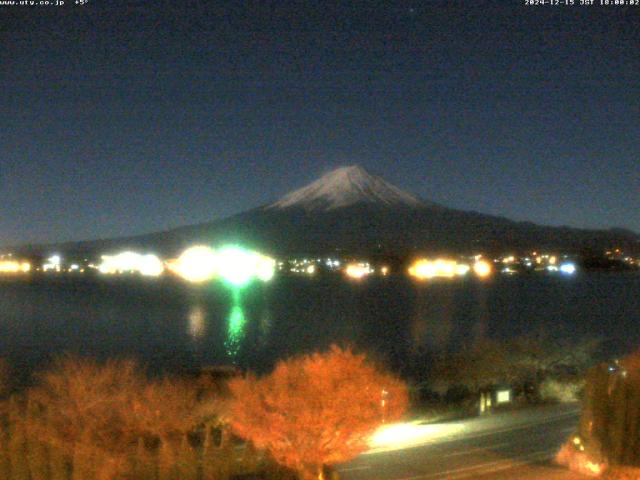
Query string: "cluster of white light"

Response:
xmin=287 ymin=258 xmax=319 ymax=275
xmin=345 ymin=262 xmax=374 ymax=279
xmin=473 ymin=260 xmax=492 ymax=278
xmin=168 ymin=245 xmax=275 ymax=285
xmin=325 ymin=258 xmax=341 ymax=269
xmin=98 ymin=251 xmax=164 ymax=277
xmin=0 ymin=260 xmax=31 ymax=274
xmin=43 ymin=255 xmax=61 ymax=272
xmin=559 ymin=263 xmax=577 ymax=275
xmin=408 ymin=259 xmax=471 ymax=280
xmin=167 ymin=246 xmax=218 ymax=283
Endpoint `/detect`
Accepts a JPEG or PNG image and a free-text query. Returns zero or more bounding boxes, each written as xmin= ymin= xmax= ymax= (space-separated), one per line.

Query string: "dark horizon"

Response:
xmin=1 ymin=0 xmax=638 ymax=246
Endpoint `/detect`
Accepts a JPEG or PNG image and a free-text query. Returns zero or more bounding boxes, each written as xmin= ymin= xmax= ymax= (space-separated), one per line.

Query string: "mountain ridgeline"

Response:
xmin=25 ymin=166 xmax=640 ymax=258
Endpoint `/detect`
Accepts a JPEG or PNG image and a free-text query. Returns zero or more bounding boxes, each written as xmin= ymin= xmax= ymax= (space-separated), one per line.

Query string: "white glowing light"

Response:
xmin=368 ymin=422 xmax=465 ymax=453
xmin=408 ymin=259 xmax=469 ymax=280
xmin=0 ymin=261 xmax=31 ymax=274
xmin=256 ymin=256 xmax=276 ymax=282
xmin=496 ymin=390 xmax=511 ymax=404
xmin=170 ymin=246 xmax=218 ymax=283
xmin=216 ymin=247 xmax=259 ymax=286
xmin=98 ymin=251 xmax=164 ymax=277
xmin=473 ymin=259 xmax=492 ymax=278
xmin=345 ymin=263 xmax=373 ymax=279
xmin=169 ymin=245 xmax=275 ymax=285
xmin=455 ymin=264 xmax=470 ymax=276
xmin=559 ymin=263 xmax=576 ymax=275
xmin=138 ymin=254 xmax=165 ymax=277
xmin=43 ymin=255 xmax=62 ymax=272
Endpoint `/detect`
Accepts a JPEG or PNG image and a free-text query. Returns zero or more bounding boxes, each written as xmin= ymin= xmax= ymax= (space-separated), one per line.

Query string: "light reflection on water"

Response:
xmin=188 ymin=306 xmax=206 ymax=340
xmin=1 ymin=274 xmax=639 ymax=377
xmin=224 ymin=289 xmax=247 ymax=360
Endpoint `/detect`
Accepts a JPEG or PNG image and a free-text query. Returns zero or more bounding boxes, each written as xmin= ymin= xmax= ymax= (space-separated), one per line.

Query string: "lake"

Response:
xmin=1 ymin=272 xmax=639 ymax=382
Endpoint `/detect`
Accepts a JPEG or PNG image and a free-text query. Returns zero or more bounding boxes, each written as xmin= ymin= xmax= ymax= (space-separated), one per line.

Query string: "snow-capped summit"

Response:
xmin=267 ymin=165 xmax=424 ymax=211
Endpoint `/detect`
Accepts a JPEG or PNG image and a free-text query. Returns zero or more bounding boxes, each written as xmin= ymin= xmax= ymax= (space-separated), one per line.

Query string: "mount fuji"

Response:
xmin=23 ymin=165 xmax=639 ymax=258
xmin=267 ymin=165 xmax=425 ymax=211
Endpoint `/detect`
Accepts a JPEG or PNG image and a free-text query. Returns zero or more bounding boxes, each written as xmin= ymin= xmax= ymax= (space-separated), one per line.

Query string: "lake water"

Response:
xmin=1 ymin=272 xmax=639 ymax=381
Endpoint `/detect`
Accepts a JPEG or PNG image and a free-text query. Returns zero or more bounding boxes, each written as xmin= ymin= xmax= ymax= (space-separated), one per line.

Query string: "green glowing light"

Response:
xmin=171 ymin=243 xmax=276 ymax=286
xmin=225 ymin=290 xmax=247 ymax=358
xmin=216 ymin=245 xmax=275 ymax=287
xmin=217 ymin=246 xmax=257 ymax=287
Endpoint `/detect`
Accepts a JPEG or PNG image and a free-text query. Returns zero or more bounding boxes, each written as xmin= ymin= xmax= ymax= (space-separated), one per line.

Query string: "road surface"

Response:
xmin=339 ymin=403 xmax=589 ymax=480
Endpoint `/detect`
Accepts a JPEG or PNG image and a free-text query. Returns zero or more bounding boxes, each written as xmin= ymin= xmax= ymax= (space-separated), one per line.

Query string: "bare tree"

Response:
xmin=432 ymin=335 xmax=601 ymax=396
xmin=27 ymin=355 xmax=145 ymax=480
xmin=0 ymin=359 xmax=9 ymax=400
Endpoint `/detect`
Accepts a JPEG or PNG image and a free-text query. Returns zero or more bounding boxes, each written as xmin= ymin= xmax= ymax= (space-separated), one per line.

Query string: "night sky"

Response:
xmin=1 ymin=0 xmax=638 ymax=246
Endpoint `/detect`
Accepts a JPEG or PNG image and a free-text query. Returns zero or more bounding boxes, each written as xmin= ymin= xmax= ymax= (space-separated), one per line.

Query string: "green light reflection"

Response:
xmin=225 ymin=288 xmax=247 ymax=359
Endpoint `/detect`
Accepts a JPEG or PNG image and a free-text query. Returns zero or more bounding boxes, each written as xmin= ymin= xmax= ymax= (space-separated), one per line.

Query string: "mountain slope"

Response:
xmin=267 ymin=165 xmax=425 ymax=211
xmin=14 ymin=165 xmax=639 ymax=258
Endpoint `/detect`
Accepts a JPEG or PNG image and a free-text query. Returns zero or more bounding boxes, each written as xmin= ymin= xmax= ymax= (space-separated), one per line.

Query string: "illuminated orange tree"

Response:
xmin=132 ymin=375 xmax=225 ymax=480
xmin=27 ymin=355 xmax=145 ymax=480
xmin=229 ymin=345 xmax=408 ymax=480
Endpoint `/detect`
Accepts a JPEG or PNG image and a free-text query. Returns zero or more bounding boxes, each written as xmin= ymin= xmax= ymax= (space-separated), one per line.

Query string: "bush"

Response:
xmin=0 ymin=356 xmax=247 ymax=480
xmin=539 ymin=378 xmax=584 ymax=403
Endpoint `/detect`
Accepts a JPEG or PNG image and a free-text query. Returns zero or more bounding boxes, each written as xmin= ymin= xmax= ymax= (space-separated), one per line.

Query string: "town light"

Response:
xmin=0 ymin=261 xmax=31 ymax=274
xmin=408 ymin=259 xmax=469 ymax=280
xmin=473 ymin=259 xmax=492 ymax=278
xmin=455 ymin=264 xmax=470 ymax=276
xmin=345 ymin=262 xmax=373 ymax=279
xmin=559 ymin=262 xmax=576 ymax=275
xmin=43 ymin=255 xmax=62 ymax=272
xmin=170 ymin=245 xmax=218 ymax=283
xmin=98 ymin=251 xmax=164 ymax=277
xmin=170 ymin=245 xmax=276 ymax=285
xmin=217 ymin=246 xmax=260 ymax=287
xmin=139 ymin=254 xmax=164 ymax=277
xmin=256 ymin=255 xmax=276 ymax=282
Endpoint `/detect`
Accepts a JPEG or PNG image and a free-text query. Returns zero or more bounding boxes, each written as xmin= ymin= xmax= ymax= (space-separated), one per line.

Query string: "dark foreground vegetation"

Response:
xmin=0 ymin=347 xmax=407 ymax=480
xmin=556 ymin=351 xmax=640 ymax=479
xmin=407 ymin=334 xmax=602 ymax=419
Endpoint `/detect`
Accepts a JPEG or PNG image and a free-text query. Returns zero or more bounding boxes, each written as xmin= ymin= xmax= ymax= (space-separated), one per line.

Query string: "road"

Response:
xmin=339 ymin=403 xmax=590 ymax=480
